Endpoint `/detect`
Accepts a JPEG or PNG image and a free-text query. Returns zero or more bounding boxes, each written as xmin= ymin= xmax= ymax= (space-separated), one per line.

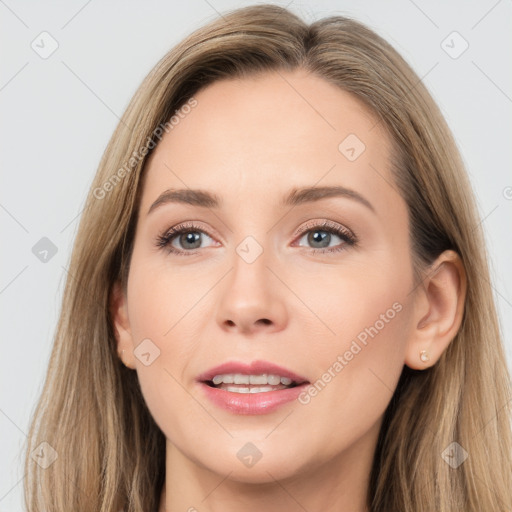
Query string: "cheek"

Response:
xmin=123 ymin=255 xmax=185 ymax=421
xmin=126 ymin=248 xmax=204 ymax=339
xmin=296 ymin=263 xmax=411 ymax=424
xmin=324 ymin=285 xmax=407 ymax=357
xmin=299 ymin=257 xmax=410 ymax=360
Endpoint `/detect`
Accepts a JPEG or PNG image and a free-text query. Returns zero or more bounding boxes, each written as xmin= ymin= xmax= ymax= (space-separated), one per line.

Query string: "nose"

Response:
xmin=216 ymin=245 xmax=288 ymax=335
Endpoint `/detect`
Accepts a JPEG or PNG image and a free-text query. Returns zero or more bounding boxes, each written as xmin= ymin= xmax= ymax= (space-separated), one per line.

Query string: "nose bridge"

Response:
xmin=229 ymin=233 xmax=272 ymax=303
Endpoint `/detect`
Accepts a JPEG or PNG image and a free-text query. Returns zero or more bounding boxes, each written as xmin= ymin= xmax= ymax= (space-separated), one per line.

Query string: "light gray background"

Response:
xmin=1 ymin=1 xmax=511 ymax=510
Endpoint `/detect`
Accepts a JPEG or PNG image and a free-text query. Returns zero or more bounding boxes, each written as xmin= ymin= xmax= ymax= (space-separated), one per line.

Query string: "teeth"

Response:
xmin=212 ymin=375 xmax=225 ymax=385
xmin=210 ymin=373 xmax=296 ymax=386
xmin=225 ymin=386 xmax=280 ymax=393
xmin=250 ymin=375 xmax=267 ymax=385
xmin=234 ymin=374 xmax=250 ymax=384
xmin=267 ymin=374 xmax=281 ymax=385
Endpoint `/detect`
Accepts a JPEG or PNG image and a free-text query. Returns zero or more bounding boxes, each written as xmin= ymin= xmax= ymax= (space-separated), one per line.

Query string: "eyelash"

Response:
xmin=155 ymin=220 xmax=358 ymax=256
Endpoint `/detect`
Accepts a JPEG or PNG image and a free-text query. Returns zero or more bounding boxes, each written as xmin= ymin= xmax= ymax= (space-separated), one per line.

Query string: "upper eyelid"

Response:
xmin=294 ymin=219 xmax=354 ymax=236
xmin=164 ymin=219 xmax=349 ymax=235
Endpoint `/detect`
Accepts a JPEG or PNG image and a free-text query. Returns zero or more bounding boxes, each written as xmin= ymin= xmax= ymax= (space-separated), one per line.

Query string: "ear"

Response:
xmin=405 ymin=249 xmax=467 ymax=370
xmin=110 ymin=281 xmax=136 ymax=370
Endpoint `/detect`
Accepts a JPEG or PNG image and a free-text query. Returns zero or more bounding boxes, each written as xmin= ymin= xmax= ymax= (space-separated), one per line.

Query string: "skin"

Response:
xmin=111 ymin=69 xmax=466 ymax=512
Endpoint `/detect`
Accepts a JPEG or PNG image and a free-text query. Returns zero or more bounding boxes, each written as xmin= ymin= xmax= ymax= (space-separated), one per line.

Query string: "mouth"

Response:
xmin=197 ymin=359 xmax=309 ymax=393
xmin=196 ymin=360 xmax=310 ymax=414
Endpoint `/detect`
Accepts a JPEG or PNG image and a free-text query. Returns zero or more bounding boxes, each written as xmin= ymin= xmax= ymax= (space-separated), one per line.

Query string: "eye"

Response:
xmin=294 ymin=220 xmax=357 ymax=254
xmin=156 ymin=221 xmax=217 ymax=255
xmin=156 ymin=219 xmax=358 ymax=256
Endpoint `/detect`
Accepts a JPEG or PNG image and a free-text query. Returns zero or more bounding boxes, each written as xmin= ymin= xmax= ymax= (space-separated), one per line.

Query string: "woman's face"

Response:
xmin=115 ymin=69 xmax=417 ymax=482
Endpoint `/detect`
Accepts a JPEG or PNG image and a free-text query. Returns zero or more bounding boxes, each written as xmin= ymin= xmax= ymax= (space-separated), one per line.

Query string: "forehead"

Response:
xmin=140 ymin=69 xmax=395 ymax=213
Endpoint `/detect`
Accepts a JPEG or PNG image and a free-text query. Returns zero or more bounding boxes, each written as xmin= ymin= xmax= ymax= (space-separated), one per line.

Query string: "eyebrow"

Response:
xmin=147 ymin=185 xmax=375 ymax=215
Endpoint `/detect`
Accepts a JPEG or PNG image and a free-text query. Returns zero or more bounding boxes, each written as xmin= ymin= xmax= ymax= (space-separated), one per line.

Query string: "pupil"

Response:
xmin=309 ymin=230 xmax=329 ymax=248
xmin=181 ymin=232 xmax=201 ymax=249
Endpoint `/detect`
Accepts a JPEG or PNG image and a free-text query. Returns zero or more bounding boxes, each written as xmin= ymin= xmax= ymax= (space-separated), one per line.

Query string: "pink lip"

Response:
xmin=199 ymin=382 xmax=310 ymax=415
xmin=196 ymin=360 xmax=308 ymax=384
xmin=196 ymin=360 xmax=310 ymax=415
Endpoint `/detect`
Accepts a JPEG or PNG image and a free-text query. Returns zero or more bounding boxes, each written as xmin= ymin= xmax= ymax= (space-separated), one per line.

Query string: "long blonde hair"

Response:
xmin=23 ymin=4 xmax=512 ymax=511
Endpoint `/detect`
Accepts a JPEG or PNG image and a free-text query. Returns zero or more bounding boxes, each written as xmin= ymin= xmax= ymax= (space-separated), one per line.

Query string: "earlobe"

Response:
xmin=404 ymin=250 xmax=467 ymax=370
xmin=110 ymin=281 xmax=136 ymax=370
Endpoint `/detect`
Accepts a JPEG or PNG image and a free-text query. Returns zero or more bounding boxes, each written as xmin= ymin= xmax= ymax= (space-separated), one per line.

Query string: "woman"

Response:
xmin=23 ymin=4 xmax=512 ymax=511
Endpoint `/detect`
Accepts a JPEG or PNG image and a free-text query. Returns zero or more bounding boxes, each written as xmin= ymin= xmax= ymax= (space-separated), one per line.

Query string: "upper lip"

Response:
xmin=197 ymin=360 xmax=309 ymax=384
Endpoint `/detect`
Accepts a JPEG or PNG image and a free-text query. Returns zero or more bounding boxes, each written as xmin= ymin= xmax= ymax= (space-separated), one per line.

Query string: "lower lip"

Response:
xmin=199 ymin=382 xmax=310 ymax=415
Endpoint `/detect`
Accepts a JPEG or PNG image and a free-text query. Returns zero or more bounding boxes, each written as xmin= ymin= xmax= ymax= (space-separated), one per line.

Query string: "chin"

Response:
xmin=194 ymin=442 xmax=312 ymax=484
xmin=214 ymin=460 xmax=306 ymax=485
